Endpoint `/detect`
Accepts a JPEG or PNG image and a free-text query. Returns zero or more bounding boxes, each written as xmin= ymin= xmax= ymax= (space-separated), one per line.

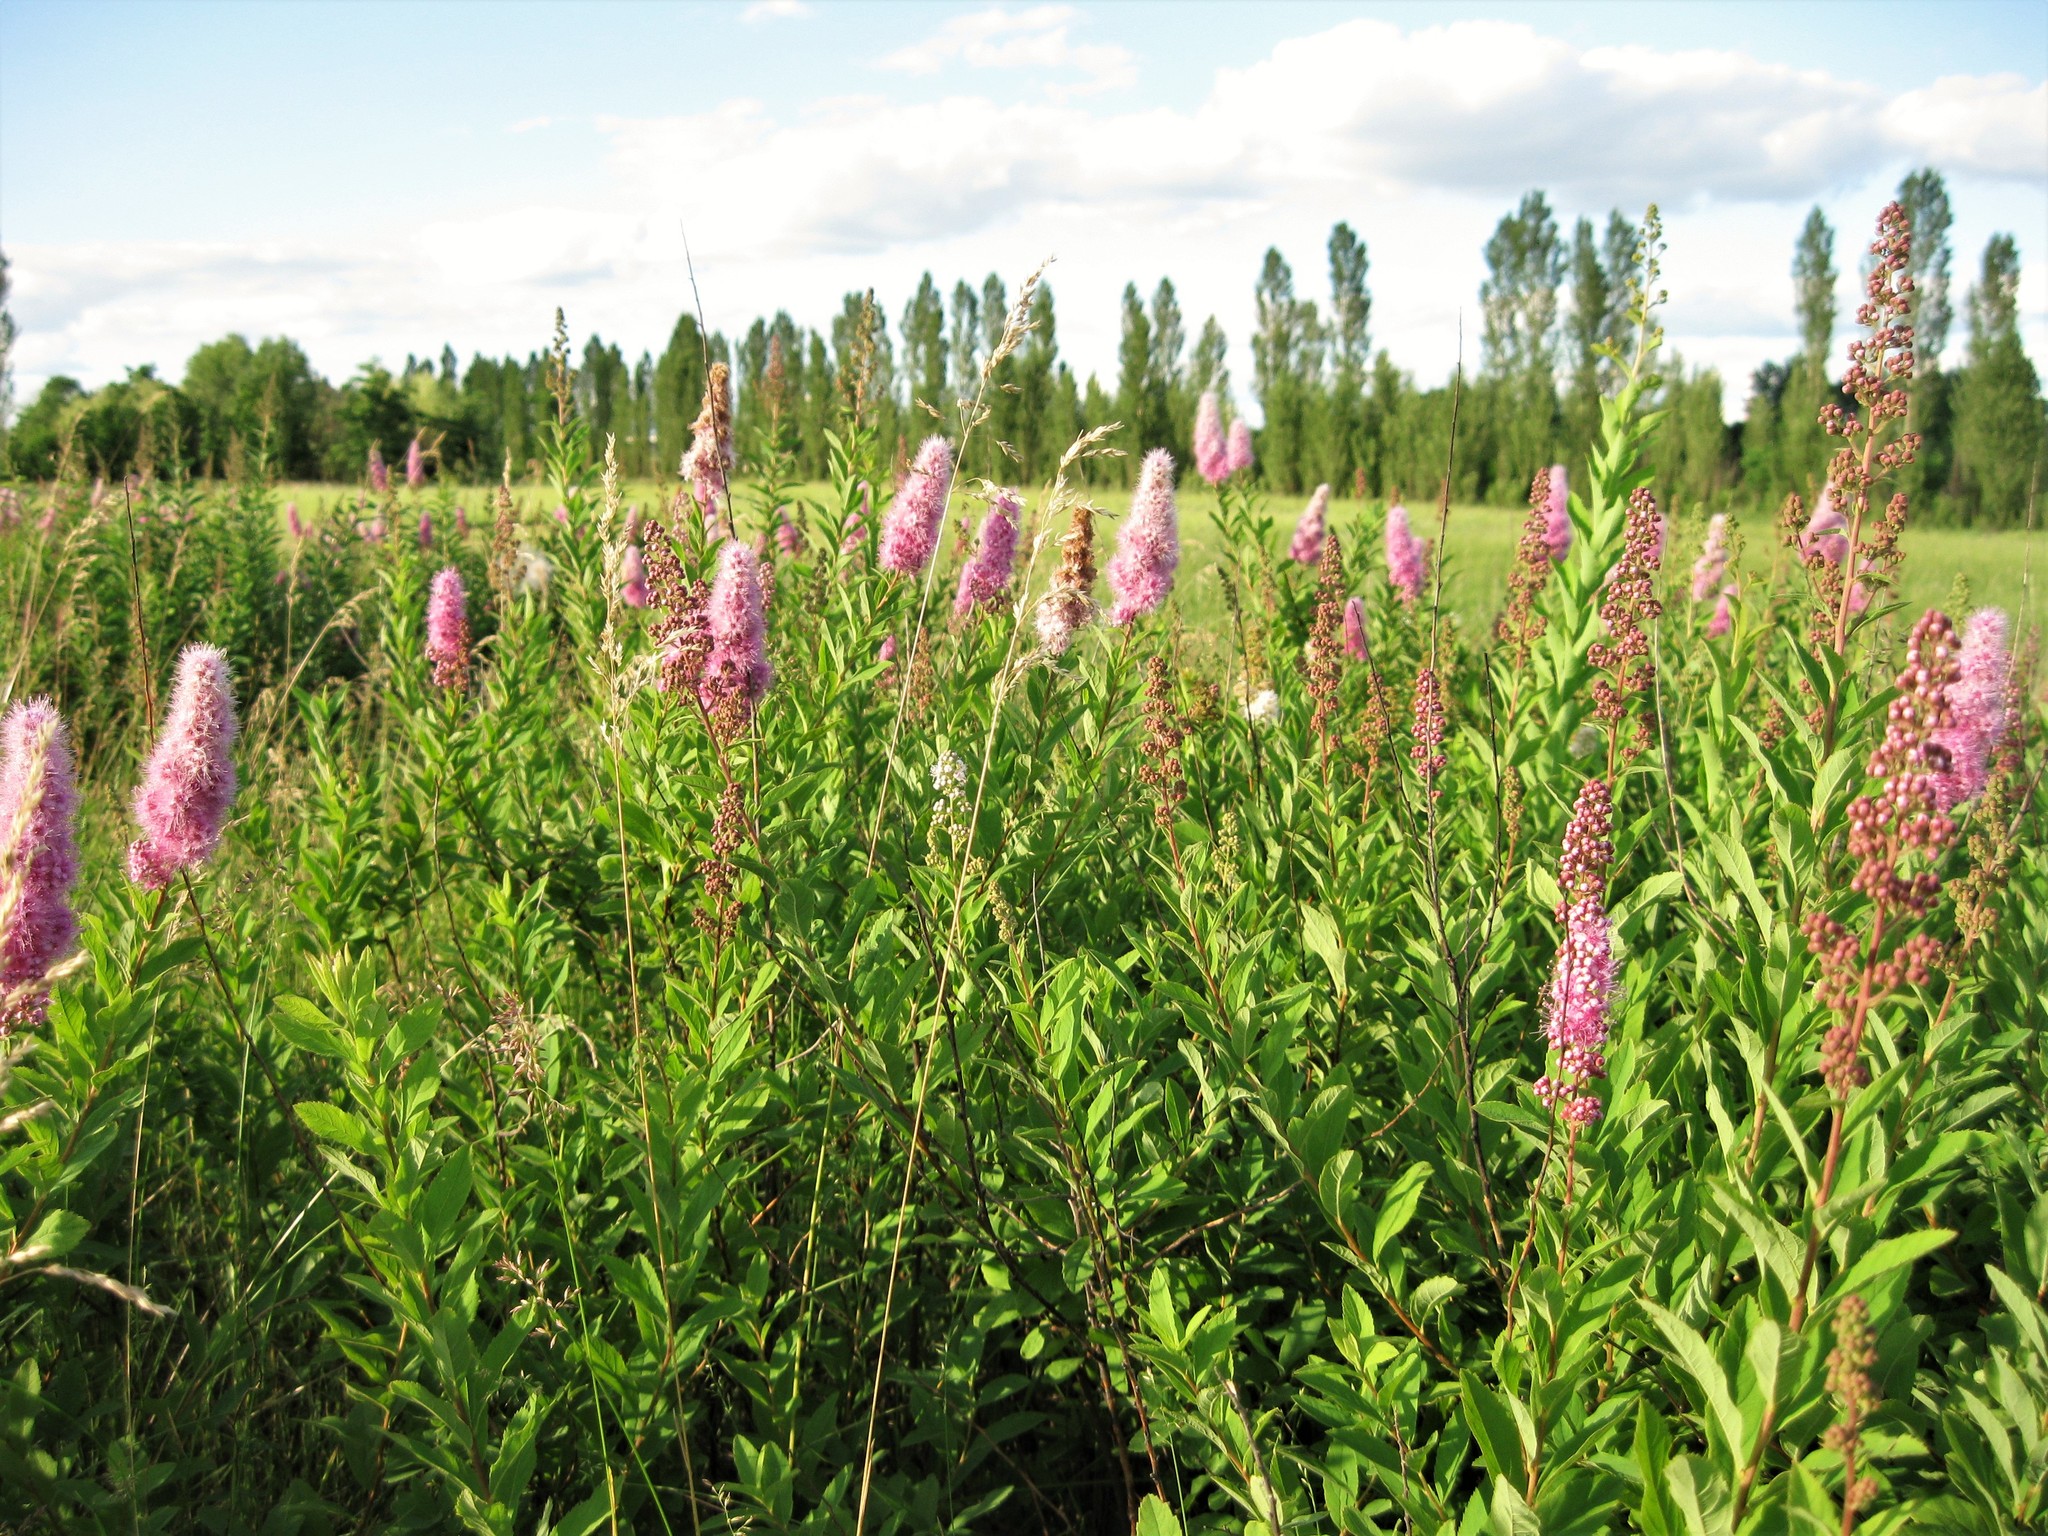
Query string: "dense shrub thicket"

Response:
xmin=1 ymin=207 xmax=2045 ymax=1535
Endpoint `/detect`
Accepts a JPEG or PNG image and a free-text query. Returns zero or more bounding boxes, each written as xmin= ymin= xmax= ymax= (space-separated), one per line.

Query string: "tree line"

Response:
xmin=2 ymin=168 xmax=2041 ymax=522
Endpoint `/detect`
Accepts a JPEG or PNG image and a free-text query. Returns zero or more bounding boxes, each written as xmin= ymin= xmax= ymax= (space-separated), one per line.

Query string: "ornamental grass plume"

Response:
xmin=0 ymin=700 xmax=81 ymax=1032
xmin=1035 ymin=500 xmax=1097 ymax=658
xmin=621 ymin=546 xmax=649 ymax=609
xmin=1384 ymin=498 xmax=1427 ymax=605
xmin=1289 ymin=483 xmax=1331 ymax=565
xmin=1106 ymin=449 xmax=1180 ymax=626
xmin=425 ymin=567 xmax=472 ymax=692
xmin=1343 ymin=597 xmax=1368 ymax=662
xmin=1193 ymin=392 xmax=1229 ymax=485
xmin=880 ymin=437 xmax=954 ymax=576
xmin=1535 ymin=776 xmax=1617 ymax=1127
xmin=682 ymin=363 xmax=735 ymax=524
xmin=128 ymin=644 xmax=239 ymax=891
xmin=405 ymin=436 xmax=426 ymax=489
xmin=1691 ymin=513 xmax=1730 ymax=601
xmin=954 ymin=489 xmax=1021 ymax=618
xmin=369 ymin=445 xmax=389 ymax=493
xmin=1226 ymin=418 xmax=1255 ymax=478
xmin=1542 ymin=465 xmax=1572 ymax=562
xmin=699 ymin=539 xmax=773 ymax=730
xmin=1933 ymin=606 xmax=2014 ymax=808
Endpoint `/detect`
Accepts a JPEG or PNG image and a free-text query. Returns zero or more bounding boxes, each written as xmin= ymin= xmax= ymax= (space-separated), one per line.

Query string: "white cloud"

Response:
xmin=879 ymin=5 xmax=1135 ymax=95
xmin=506 ymin=115 xmax=554 ymax=134
xmin=740 ymin=0 xmax=812 ymax=21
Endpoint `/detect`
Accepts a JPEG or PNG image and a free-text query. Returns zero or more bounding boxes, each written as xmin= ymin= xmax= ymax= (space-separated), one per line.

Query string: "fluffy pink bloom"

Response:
xmin=1803 ymin=493 xmax=1849 ymax=565
xmin=553 ymin=504 xmax=571 ymax=529
xmin=775 ymin=505 xmax=803 ymax=557
xmin=1707 ymin=586 xmax=1736 ymax=638
xmin=426 ymin=568 xmax=471 ymax=689
xmin=286 ymin=502 xmax=303 ymax=540
xmin=128 ymin=644 xmax=239 ymax=890
xmin=1226 ymin=418 xmax=1255 ymax=477
xmin=369 ymin=446 xmax=389 ymax=494
xmin=1384 ymin=501 xmax=1427 ymax=605
xmin=622 ymin=546 xmax=649 ymax=608
xmin=1535 ymin=777 xmax=1617 ymax=1126
xmin=1193 ymin=392 xmax=1229 ymax=485
xmin=699 ymin=541 xmax=773 ymax=718
xmin=1289 ymin=484 xmax=1331 ymax=564
xmin=417 ymin=510 xmax=434 ymax=549
xmin=1543 ymin=466 xmax=1572 ymax=562
xmin=455 ymin=505 xmax=469 ymax=540
xmin=880 ymin=437 xmax=955 ymax=577
xmin=1933 ymin=607 xmax=2014 ymax=808
xmin=954 ymin=490 xmax=1022 ymax=618
xmin=0 ymin=699 xmax=81 ymax=1030
xmin=1106 ymin=449 xmax=1181 ymax=626
xmin=624 ymin=505 xmax=642 ymax=543
xmin=1691 ymin=514 xmax=1730 ymax=602
xmin=0 ymin=488 xmax=20 ymax=528
xmin=359 ymin=518 xmax=385 ymax=543
xmin=405 ymin=436 xmax=426 ymax=489
xmin=879 ymin=634 xmax=898 ymax=665
xmin=1342 ymin=597 xmax=1368 ymax=662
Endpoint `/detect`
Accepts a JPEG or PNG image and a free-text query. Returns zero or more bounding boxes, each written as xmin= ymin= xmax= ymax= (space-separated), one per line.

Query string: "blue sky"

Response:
xmin=4 ymin=0 xmax=2043 ymax=416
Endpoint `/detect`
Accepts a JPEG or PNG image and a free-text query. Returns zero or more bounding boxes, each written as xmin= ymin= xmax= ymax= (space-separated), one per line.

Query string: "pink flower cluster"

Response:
xmin=879 ymin=437 xmax=955 ymax=577
xmin=369 ymin=447 xmax=390 ymax=494
xmin=1691 ymin=514 xmax=1730 ymax=602
xmin=1342 ymin=597 xmax=1368 ymax=662
xmin=1106 ymin=449 xmax=1180 ymax=626
xmin=406 ymin=436 xmax=426 ymax=490
xmin=699 ymin=541 xmax=774 ymax=722
xmin=1932 ymin=607 xmax=2014 ymax=809
xmin=1289 ymin=484 xmax=1330 ymax=565
xmin=1543 ymin=465 xmax=1572 ymax=562
xmin=128 ymin=645 xmax=239 ymax=891
xmin=1535 ymin=777 xmax=1617 ymax=1126
xmin=426 ymin=568 xmax=471 ymax=690
xmin=1194 ymin=393 xmax=1229 ymax=484
xmin=622 ymin=546 xmax=650 ymax=608
xmin=1227 ymin=419 xmax=1254 ymax=477
xmin=954 ymin=490 xmax=1022 ymax=618
xmin=1384 ymin=500 xmax=1427 ymax=605
xmin=0 ymin=699 xmax=81 ymax=1031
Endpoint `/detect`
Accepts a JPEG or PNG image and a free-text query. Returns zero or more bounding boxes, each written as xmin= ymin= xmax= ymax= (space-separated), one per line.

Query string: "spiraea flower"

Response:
xmin=1035 ymin=501 xmax=1098 ymax=658
xmin=1409 ymin=666 xmax=1447 ymax=795
xmin=1588 ymin=488 xmax=1665 ymax=760
xmin=1245 ymin=688 xmax=1280 ymax=727
xmin=1193 ymin=392 xmax=1229 ymax=485
xmin=1824 ymin=1296 xmax=1882 ymax=1520
xmin=1690 ymin=514 xmax=1730 ymax=601
xmin=1289 ymin=483 xmax=1331 ymax=565
xmin=128 ymin=644 xmax=239 ymax=890
xmin=417 ymin=510 xmax=433 ymax=549
xmin=682 ymin=363 xmax=735 ymax=524
xmin=699 ymin=539 xmax=773 ymax=731
xmin=286 ymin=501 xmax=303 ymax=539
xmin=880 ymin=436 xmax=955 ymax=577
xmin=1106 ymin=449 xmax=1180 ymax=626
xmin=1707 ymin=585 xmax=1737 ymax=638
xmin=842 ymin=482 xmax=872 ymax=555
xmin=1384 ymin=499 xmax=1427 ymax=605
xmin=1226 ymin=418 xmax=1255 ymax=478
xmin=1932 ymin=606 xmax=2014 ymax=809
xmin=621 ymin=546 xmax=650 ymax=608
xmin=1535 ymin=777 xmax=1616 ymax=1127
xmin=455 ymin=505 xmax=469 ymax=540
xmin=426 ymin=567 xmax=471 ymax=691
xmin=405 ymin=436 xmax=426 ymax=489
xmin=1138 ymin=656 xmax=1187 ymax=833
xmin=1496 ymin=472 xmax=1556 ymax=665
xmin=775 ymin=505 xmax=803 ymax=557
xmin=954 ymin=489 xmax=1021 ymax=618
xmin=0 ymin=700 xmax=81 ymax=1031
xmin=1803 ymin=493 xmax=1850 ymax=565
xmin=1306 ymin=532 xmax=1346 ymax=744
xmin=1542 ymin=465 xmax=1572 ymax=562
xmin=368 ymin=445 xmax=390 ymax=494
xmin=1343 ymin=596 xmax=1368 ymax=662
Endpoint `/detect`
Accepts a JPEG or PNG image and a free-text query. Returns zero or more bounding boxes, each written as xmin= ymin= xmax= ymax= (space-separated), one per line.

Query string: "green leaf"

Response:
xmin=1373 ymin=1163 xmax=1432 ymax=1268
xmin=1136 ymin=1494 xmax=1184 ymax=1536
xmin=1640 ymin=1299 xmax=1744 ymax=1461
xmin=15 ymin=1209 xmax=88 ymax=1261
xmin=271 ymin=996 xmax=343 ymax=1058
xmin=1827 ymin=1228 xmax=1953 ymax=1305
xmin=294 ymin=1100 xmax=372 ymax=1155
xmin=1461 ymin=1371 xmax=1528 ymax=1490
xmin=1302 ymin=905 xmax=1346 ymax=996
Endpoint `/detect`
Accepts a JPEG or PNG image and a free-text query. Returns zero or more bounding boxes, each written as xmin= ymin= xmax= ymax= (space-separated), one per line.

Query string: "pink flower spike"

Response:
xmin=417 ymin=510 xmax=433 ymax=549
xmin=1543 ymin=465 xmax=1572 ymax=562
xmin=1933 ymin=606 xmax=2014 ymax=808
xmin=1803 ymin=492 xmax=1849 ymax=565
xmin=699 ymin=540 xmax=773 ymax=720
xmin=1342 ymin=597 xmax=1368 ymax=662
xmin=128 ymin=644 xmax=239 ymax=890
xmin=1289 ymin=484 xmax=1330 ymax=565
xmin=0 ymin=699 xmax=82 ymax=1031
xmin=954 ymin=490 xmax=1022 ymax=619
xmin=879 ymin=634 xmax=898 ymax=665
xmin=405 ymin=436 xmax=426 ymax=489
xmin=1226 ymin=418 xmax=1255 ymax=477
xmin=286 ymin=502 xmax=303 ymax=540
xmin=426 ymin=568 xmax=472 ymax=690
xmin=455 ymin=505 xmax=469 ymax=540
xmin=879 ymin=437 xmax=955 ymax=577
xmin=1193 ymin=392 xmax=1229 ymax=485
xmin=1691 ymin=514 xmax=1730 ymax=602
xmin=1535 ymin=777 xmax=1617 ymax=1126
xmin=368 ymin=446 xmax=389 ymax=493
xmin=1106 ymin=448 xmax=1181 ymax=626
xmin=775 ymin=505 xmax=803 ymax=557
xmin=1707 ymin=586 xmax=1735 ymax=638
xmin=622 ymin=546 xmax=650 ymax=608
xmin=1384 ymin=500 xmax=1426 ymax=605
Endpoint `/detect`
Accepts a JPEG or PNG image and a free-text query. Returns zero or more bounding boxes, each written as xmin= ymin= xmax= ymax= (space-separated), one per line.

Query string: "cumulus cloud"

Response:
xmin=879 ymin=5 xmax=1135 ymax=95
xmin=740 ymin=0 xmax=812 ymax=21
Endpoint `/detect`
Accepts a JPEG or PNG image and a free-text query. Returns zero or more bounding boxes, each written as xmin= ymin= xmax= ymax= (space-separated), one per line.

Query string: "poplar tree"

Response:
xmin=1956 ymin=233 xmax=2046 ymax=523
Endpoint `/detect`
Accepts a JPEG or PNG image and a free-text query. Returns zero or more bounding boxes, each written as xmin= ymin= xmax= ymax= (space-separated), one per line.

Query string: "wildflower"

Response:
xmin=843 ymin=482 xmax=871 ymax=555
xmin=0 ymin=488 xmax=19 ymax=528
xmin=417 ymin=510 xmax=433 ymax=549
xmin=0 ymin=700 xmax=81 ymax=1031
xmin=1588 ymin=488 xmax=1665 ymax=760
xmin=879 ymin=437 xmax=955 ymax=577
xmin=1496 ymin=472 xmax=1555 ymax=664
xmin=128 ymin=644 xmax=239 ymax=891
xmin=929 ymin=750 xmax=971 ymax=858
xmin=775 ymin=505 xmax=803 ymax=557
xmin=879 ymin=634 xmax=899 ymax=666
xmin=553 ymin=504 xmax=571 ymax=529
xmin=1138 ymin=657 xmax=1187 ymax=834
xmin=359 ymin=518 xmax=386 ymax=543
xmin=405 ymin=436 xmax=426 ymax=489
xmin=1409 ymin=666 xmax=1447 ymax=794
xmin=286 ymin=501 xmax=303 ymax=540
xmin=1534 ymin=777 xmax=1616 ymax=1126
xmin=1543 ymin=465 xmax=1571 ymax=562
xmin=1384 ymin=499 xmax=1427 ymax=605
xmin=1035 ymin=501 xmax=1097 ymax=658
xmin=1289 ymin=483 xmax=1331 ymax=565
xmin=426 ymin=568 xmax=471 ymax=692
xmin=1226 ymin=418 xmax=1255 ymax=477
xmin=1823 ymin=1297 xmax=1881 ymax=1522
xmin=1707 ymin=586 xmax=1736 ymax=638
xmin=699 ymin=540 xmax=773 ymax=730
xmin=1803 ymin=492 xmax=1849 ymax=565
xmin=642 ymin=523 xmax=711 ymax=696
xmin=1690 ymin=514 xmax=1730 ymax=601
xmin=1193 ymin=392 xmax=1230 ymax=485
xmin=1306 ymin=532 xmax=1345 ymax=743
xmin=455 ymin=505 xmax=469 ymax=540
xmin=1343 ymin=597 xmax=1368 ymax=662
xmin=682 ymin=362 xmax=735 ymax=524
xmin=1245 ymin=688 xmax=1280 ymax=726
xmin=697 ymin=781 xmax=746 ymax=943
xmin=369 ymin=445 xmax=389 ymax=493
xmin=1932 ymin=607 xmax=2013 ymax=809
xmin=621 ymin=546 xmax=650 ymax=608
xmin=1106 ymin=449 xmax=1180 ymax=626
xmin=954 ymin=489 xmax=1021 ymax=618
xmin=624 ymin=504 xmax=642 ymax=543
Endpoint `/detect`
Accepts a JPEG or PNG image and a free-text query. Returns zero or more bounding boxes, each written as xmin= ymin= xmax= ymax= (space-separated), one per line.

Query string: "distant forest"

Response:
xmin=4 ymin=171 xmax=2042 ymax=522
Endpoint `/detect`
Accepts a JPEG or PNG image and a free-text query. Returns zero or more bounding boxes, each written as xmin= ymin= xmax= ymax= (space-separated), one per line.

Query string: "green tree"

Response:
xmin=654 ymin=312 xmax=710 ymax=478
xmin=1150 ymin=277 xmax=1190 ymax=465
xmin=1955 ymin=233 xmax=2047 ymax=524
xmin=1253 ymin=247 xmax=1323 ymax=491
xmin=1779 ymin=205 xmax=1838 ymax=496
xmin=1898 ymin=168 xmax=1957 ymax=508
xmin=948 ymin=281 xmax=982 ymax=407
xmin=1191 ymin=316 xmax=1228 ymax=398
xmin=1480 ymin=190 xmax=1564 ymax=499
xmin=900 ymin=273 xmax=946 ymax=421
xmin=1115 ymin=282 xmax=1166 ymax=472
xmin=1327 ymin=223 xmax=1371 ymax=487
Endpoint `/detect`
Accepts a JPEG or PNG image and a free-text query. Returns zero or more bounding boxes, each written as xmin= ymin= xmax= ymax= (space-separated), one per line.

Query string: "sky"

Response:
xmin=3 ymin=0 xmax=2044 ymax=422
